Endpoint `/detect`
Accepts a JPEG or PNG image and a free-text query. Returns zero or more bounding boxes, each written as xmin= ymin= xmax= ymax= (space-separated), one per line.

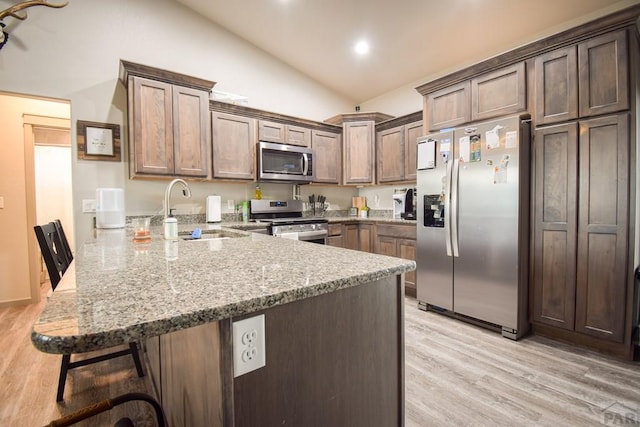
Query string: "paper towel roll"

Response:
xmin=206 ymin=195 xmax=221 ymax=222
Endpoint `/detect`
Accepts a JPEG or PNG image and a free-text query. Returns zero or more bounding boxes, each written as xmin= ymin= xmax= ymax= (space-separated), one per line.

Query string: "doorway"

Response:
xmin=30 ymin=124 xmax=74 ymax=284
xmin=0 ymin=93 xmax=71 ymax=306
xmin=24 ymin=116 xmax=73 ymax=287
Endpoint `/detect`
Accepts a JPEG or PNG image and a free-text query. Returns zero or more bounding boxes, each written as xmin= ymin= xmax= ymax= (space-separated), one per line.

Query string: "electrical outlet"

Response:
xmin=233 ymin=314 xmax=265 ymax=377
xmin=227 ymin=199 xmax=235 ymax=210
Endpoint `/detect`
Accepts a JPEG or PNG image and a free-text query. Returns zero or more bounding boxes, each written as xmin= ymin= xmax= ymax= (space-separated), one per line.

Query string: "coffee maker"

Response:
xmin=392 ymin=188 xmax=416 ymax=220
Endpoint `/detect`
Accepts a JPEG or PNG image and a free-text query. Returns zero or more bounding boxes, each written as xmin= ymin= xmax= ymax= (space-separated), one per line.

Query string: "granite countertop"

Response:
xmin=32 ymin=224 xmax=415 ymax=354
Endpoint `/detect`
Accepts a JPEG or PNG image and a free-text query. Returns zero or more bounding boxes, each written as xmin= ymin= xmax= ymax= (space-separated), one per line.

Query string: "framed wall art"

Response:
xmin=77 ymin=120 xmax=121 ymax=161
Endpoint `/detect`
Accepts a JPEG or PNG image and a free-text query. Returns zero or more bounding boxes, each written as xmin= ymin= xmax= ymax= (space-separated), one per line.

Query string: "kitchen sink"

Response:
xmin=178 ymin=229 xmax=247 ymax=240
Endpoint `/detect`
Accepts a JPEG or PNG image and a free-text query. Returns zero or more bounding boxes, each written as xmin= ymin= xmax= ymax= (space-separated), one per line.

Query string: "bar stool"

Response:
xmin=34 ymin=220 xmax=145 ymax=402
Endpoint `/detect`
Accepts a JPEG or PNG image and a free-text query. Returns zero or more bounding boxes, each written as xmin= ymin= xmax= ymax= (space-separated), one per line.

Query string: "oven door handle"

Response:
xmin=292 ymin=230 xmax=327 ymax=240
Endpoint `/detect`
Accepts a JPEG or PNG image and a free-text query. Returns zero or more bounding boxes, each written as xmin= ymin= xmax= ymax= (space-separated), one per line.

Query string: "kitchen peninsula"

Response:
xmin=32 ymin=225 xmax=414 ymax=426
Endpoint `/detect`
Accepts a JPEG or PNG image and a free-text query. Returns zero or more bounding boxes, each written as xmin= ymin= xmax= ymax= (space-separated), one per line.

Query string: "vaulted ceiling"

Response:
xmin=176 ymin=0 xmax=640 ymax=103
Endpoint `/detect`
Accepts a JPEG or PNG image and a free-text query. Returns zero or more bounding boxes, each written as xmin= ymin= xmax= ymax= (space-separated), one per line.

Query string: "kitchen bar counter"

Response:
xmin=33 ymin=224 xmax=413 ymax=426
xmin=32 ymin=225 xmax=414 ymax=354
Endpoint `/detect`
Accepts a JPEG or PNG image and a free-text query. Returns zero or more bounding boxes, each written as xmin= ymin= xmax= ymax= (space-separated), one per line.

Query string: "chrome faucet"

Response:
xmin=164 ymin=178 xmax=192 ymax=220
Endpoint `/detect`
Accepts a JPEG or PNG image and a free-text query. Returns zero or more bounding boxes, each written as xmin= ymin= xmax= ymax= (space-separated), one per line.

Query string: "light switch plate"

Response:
xmin=82 ymin=199 xmax=96 ymax=213
xmin=227 ymin=199 xmax=235 ymax=210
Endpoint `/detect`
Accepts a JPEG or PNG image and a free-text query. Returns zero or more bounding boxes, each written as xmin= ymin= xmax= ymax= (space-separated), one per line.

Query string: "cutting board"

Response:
xmin=352 ymin=196 xmax=366 ymax=209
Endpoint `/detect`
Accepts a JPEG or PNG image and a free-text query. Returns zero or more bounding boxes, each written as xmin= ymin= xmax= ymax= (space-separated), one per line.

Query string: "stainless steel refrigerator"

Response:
xmin=416 ymin=114 xmax=530 ymax=339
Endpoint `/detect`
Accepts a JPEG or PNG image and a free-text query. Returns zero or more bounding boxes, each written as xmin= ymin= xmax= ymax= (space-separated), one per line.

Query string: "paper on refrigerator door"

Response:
xmin=459 ymin=136 xmax=470 ymax=163
xmin=505 ymin=131 xmax=518 ymax=149
xmin=486 ymin=125 xmax=502 ymax=149
xmin=417 ymin=139 xmax=436 ymax=170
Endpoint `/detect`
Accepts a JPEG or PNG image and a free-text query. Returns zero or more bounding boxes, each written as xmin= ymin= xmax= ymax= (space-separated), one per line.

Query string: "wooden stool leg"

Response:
xmin=129 ymin=342 xmax=144 ymax=378
xmin=56 ymin=354 xmax=71 ymax=402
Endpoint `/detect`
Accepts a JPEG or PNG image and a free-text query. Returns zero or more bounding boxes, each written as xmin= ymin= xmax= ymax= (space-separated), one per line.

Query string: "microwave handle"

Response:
xmin=302 ymin=153 xmax=309 ymax=176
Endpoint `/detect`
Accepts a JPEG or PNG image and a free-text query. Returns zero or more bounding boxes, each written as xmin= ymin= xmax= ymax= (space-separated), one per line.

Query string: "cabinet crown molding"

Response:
xmin=119 ymin=60 xmax=216 ymax=92
xmin=325 ymin=112 xmax=394 ymax=125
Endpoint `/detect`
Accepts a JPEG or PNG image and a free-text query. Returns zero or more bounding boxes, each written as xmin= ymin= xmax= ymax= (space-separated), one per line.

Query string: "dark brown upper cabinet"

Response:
xmin=425 ymin=81 xmax=470 ymax=131
xmin=535 ymin=46 xmax=579 ymax=125
xmin=471 ymin=62 xmax=526 ymax=122
xmin=578 ymin=30 xmax=629 ymax=118
xmin=311 ymin=130 xmax=342 ymax=184
xmin=119 ymin=60 xmax=214 ymax=179
xmin=535 ymin=30 xmax=628 ymax=125
xmin=258 ymin=120 xmax=311 ymax=147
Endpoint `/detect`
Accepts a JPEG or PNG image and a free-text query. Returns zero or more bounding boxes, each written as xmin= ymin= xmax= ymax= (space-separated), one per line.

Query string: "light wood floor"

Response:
xmin=0 ymin=286 xmax=156 ymax=426
xmin=404 ymin=300 xmax=640 ymax=427
xmin=2 ymin=290 xmax=639 ymax=426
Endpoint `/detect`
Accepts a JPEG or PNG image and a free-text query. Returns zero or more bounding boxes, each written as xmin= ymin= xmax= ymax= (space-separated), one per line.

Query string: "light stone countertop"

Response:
xmin=32 ymin=224 xmax=415 ymax=354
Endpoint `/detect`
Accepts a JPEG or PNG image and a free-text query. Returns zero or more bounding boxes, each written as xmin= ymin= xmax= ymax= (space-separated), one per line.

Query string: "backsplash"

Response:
xmin=126 ymin=208 xmax=393 ymax=227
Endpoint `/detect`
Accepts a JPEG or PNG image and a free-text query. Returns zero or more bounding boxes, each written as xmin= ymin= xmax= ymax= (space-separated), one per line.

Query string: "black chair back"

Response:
xmin=34 ymin=222 xmax=72 ymax=290
xmin=54 ymin=219 xmax=73 ymax=263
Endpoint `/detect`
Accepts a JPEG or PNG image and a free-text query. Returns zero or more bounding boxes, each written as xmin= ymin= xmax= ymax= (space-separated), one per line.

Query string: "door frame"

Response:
xmin=23 ymin=115 xmax=71 ymax=301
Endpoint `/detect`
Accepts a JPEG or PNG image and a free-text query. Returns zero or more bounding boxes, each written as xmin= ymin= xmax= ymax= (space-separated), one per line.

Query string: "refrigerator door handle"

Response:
xmin=444 ymin=159 xmax=453 ymax=257
xmin=451 ymin=158 xmax=460 ymax=257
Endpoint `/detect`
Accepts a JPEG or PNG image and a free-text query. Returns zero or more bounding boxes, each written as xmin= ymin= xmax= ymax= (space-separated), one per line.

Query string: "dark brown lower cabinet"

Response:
xmin=532 ymin=122 xmax=578 ymax=330
xmin=343 ymin=224 xmax=359 ymax=250
xmin=575 ymin=114 xmax=629 ymax=343
xmin=327 ymin=221 xmax=417 ymax=296
xmin=532 ymin=113 xmax=632 ymax=356
xmin=375 ymin=224 xmax=417 ymax=297
xmin=145 ymin=275 xmax=405 ymax=426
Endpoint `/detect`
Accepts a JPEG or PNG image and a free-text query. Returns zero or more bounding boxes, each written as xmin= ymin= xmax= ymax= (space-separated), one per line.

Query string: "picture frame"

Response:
xmin=77 ymin=120 xmax=121 ymax=162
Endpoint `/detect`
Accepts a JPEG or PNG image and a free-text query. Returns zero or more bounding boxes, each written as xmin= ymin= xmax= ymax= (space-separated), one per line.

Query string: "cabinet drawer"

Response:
xmin=375 ymin=223 xmax=416 ymax=240
xmin=328 ymin=223 xmax=343 ymax=236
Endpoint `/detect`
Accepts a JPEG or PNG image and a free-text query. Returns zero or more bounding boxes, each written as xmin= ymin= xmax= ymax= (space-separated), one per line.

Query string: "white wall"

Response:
xmin=358 ymin=0 xmax=640 ymax=117
xmin=0 ymin=0 xmax=353 ymax=247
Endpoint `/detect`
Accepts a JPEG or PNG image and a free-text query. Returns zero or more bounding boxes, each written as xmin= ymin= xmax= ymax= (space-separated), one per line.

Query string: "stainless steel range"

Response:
xmin=249 ymin=199 xmax=328 ymax=244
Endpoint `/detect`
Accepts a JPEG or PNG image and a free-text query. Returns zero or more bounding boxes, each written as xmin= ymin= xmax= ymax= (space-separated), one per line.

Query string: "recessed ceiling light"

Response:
xmin=354 ymin=40 xmax=370 ymax=55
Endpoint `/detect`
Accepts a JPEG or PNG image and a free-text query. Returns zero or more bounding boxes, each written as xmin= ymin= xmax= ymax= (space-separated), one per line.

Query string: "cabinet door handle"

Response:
xmin=302 ymin=153 xmax=309 ymax=176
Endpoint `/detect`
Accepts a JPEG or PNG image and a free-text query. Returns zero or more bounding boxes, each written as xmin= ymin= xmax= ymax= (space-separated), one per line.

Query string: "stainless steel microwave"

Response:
xmin=258 ymin=141 xmax=314 ymax=183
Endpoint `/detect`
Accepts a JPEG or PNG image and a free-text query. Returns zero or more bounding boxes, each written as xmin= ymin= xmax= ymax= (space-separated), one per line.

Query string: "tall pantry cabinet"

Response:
xmin=532 ymin=25 xmax=638 ymax=357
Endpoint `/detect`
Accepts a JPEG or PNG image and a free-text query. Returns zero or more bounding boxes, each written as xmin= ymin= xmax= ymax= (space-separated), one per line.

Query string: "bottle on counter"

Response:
xmin=254 ymin=185 xmax=262 ymax=200
xmin=242 ymin=201 xmax=249 ymax=223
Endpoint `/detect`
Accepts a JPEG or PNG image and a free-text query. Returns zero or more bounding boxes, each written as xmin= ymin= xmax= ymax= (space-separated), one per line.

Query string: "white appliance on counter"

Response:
xmin=206 ymin=195 xmax=222 ymax=223
xmin=416 ymin=114 xmax=531 ymax=340
xmin=95 ymin=188 xmax=125 ymax=229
